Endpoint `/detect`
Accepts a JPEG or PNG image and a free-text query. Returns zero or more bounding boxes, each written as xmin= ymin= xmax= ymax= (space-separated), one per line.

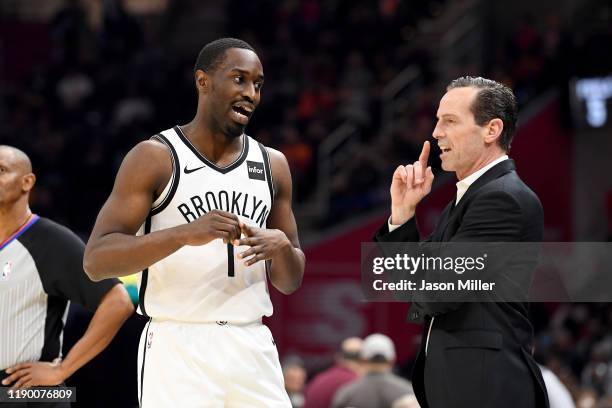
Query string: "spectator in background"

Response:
xmin=283 ymin=355 xmax=308 ymax=408
xmin=304 ymin=336 xmax=363 ymax=408
xmin=278 ymin=123 xmax=313 ymax=201
xmin=581 ymin=339 xmax=612 ymax=398
xmin=332 ymin=333 xmax=417 ymax=408
xmin=50 ymin=0 xmax=92 ymax=63
xmin=576 ymin=389 xmax=598 ymax=408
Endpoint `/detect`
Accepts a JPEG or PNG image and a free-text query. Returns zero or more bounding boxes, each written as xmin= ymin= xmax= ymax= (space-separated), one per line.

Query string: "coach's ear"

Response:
xmin=195 ymin=69 xmax=209 ymax=94
xmin=484 ymin=118 xmax=503 ymax=145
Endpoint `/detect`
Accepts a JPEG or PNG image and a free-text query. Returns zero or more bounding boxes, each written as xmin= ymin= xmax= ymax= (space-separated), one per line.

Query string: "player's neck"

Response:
xmin=0 ymin=202 xmax=32 ymax=242
xmin=180 ymin=120 xmax=243 ymax=164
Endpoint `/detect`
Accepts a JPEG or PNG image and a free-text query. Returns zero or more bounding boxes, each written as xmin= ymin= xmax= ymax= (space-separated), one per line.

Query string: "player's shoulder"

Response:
xmin=257 ymin=144 xmax=292 ymax=192
xmin=129 ymin=137 xmax=172 ymax=162
xmin=118 ymin=135 xmax=174 ymax=186
xmin=257 ymin=144 xmax=289 ymax=170
xmin=260 ymin=145 xmax=285 ymax=160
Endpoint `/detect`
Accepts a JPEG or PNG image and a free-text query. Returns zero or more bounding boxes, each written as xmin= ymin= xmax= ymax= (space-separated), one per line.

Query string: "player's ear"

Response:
xmin=195 ymin=69 xmax=210 ymax=94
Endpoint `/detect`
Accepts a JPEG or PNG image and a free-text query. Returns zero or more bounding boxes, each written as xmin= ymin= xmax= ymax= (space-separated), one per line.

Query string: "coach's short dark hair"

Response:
xmin=447 ymin=76 xmax=518 ymax=152
xmin=194 ymin=38 xmax=256 ymax=74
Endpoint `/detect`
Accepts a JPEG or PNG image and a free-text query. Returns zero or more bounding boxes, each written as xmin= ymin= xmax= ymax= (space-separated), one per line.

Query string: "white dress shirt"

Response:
xmin=454 ymin=155 xmax=508 ymax=205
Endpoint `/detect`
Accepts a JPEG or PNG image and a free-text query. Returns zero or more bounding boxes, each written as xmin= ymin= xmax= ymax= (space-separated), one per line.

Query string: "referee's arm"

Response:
xmin=52 ymin=283 xmax=133 ymax=381
xmin=3 ymin=284 xmax=133 ymax=388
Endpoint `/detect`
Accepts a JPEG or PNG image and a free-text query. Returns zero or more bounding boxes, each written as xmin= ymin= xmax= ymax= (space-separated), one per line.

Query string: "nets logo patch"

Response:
xmin=247 ymin=161 xmax=265 ymax=181
xmin=147 ymin=330 xmax=154 ymax=349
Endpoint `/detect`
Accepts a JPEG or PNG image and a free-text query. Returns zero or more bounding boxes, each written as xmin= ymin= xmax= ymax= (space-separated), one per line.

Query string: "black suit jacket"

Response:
xmin=374 ymin=160 xmax=549 ymax=408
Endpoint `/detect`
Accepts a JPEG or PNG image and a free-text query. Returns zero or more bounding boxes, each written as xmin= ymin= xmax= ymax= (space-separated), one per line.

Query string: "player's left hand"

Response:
xmin=2 ymin=360 xmax=67 ymax=389
xmin=234 ymin=223 xmax=292 ymax=266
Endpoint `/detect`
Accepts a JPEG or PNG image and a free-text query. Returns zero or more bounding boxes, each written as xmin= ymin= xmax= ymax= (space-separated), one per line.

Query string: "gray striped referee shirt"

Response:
xmin=0 ymin=215 xmax=118 ymax=372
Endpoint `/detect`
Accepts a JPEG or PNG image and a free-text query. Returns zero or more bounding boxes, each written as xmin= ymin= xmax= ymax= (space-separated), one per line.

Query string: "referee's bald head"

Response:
xmin=0 ymin=145 xmax=33 ymax=175
xmin=0 ymin=145 xmax=36 ymax=204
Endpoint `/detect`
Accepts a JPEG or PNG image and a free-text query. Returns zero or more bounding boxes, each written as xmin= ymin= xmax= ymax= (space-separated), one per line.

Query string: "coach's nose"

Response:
xmin=432 ymin=121 xmax=444 ymax=140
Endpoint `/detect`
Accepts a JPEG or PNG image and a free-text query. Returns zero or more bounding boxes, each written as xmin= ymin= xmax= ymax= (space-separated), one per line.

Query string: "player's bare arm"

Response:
xmin=2 ymin=284 xmax=133 ymax=388
xmin=84 ymin=140 xmax=241 ymax=281
xmin=235 ymin=148 xmax=305 ymax=294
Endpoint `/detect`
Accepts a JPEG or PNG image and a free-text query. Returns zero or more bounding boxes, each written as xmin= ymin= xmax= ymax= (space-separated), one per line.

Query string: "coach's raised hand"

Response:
xmin=390 ymin=141 xmax=434 ymax=225
xmin=177 ymin=209 xmax=241 ymax=246
xmin=234 ymin=223 xmax=292 ymax=267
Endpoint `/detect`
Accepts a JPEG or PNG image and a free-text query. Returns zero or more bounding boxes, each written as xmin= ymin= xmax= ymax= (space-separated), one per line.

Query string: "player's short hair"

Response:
xmin=447 ymin=76 xmax=518 ymax=152
xmin=194 ymin=38 xmax=256 ymax=74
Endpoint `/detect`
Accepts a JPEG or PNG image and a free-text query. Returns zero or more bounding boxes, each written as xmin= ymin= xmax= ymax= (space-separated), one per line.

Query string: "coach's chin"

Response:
xmin=373 ymin=76 xmax=548 ymax=408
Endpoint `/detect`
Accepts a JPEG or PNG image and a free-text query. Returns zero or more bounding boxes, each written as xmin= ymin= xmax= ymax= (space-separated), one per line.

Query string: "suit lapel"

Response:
xmin=435 ymin=159 xmax=517 ymax=241
xmin=452 ymin=159 xmax=516 ymax=215
xmin=431 ymin=200 xmax=455 ymax=242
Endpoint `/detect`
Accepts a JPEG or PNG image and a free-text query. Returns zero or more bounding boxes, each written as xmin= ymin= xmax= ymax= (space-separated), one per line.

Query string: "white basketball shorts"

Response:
xmin=137 ymin=319 xmax=291 ymax=407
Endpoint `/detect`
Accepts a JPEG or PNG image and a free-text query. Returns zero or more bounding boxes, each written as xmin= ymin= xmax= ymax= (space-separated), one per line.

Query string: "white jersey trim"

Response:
xmin=150 ymin=133 xmax=181 ymax=214
xmin=174 ymin=125 xmax=249 ymax=174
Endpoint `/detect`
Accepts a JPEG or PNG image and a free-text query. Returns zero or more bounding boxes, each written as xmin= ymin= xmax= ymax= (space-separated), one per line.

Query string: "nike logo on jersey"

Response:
xmin=184 ymin=164 xmax=206 ymax=174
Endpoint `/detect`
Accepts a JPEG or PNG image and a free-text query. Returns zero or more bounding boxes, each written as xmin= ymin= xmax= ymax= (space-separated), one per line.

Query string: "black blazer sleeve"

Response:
xmin=374 ymin=217 xmax=421 ymax=243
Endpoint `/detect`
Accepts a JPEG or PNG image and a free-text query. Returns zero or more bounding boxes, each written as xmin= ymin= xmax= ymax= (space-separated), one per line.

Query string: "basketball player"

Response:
xmin=83 ymin=38 xmax=305 ymax=407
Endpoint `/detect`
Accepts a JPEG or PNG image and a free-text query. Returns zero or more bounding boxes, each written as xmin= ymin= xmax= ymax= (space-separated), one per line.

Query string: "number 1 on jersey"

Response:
xmin=227 ymin=243 xmax=235 ymax=277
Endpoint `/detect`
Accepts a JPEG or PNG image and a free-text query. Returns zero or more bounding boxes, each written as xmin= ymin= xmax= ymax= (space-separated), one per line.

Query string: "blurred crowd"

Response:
xmin=282 ymin=333 xmax=419 ymax=408
xmin=2 ymin=0 xmax=611 ymax=228
xmin=0 ymin=0 xmax=447 ymax=231
xmin=533 ymin=303 xmax=612 ymax=408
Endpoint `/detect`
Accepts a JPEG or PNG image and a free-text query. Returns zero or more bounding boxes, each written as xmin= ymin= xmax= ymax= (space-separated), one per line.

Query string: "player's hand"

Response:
xmin=390 ymin=141 xmax=434 ymax=225
xmin=2 ymin=361 xmax=67 ymax=389
xmin=178 ymin=209 xmax=241 ymax=246
xmin=233 ymin=223 xmax=292 ymax=267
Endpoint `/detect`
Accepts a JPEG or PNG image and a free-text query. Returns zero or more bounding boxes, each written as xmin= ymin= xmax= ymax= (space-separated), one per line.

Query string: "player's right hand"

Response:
xmin=390 ymin=141 xmax=434 ymax=225
xmin=177 ymin=210 xmax=241 ymax=246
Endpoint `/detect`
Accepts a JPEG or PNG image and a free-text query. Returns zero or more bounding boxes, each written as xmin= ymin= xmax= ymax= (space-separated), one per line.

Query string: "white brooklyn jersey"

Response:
xmin=136 ymin=126 xmax=275 ymax=323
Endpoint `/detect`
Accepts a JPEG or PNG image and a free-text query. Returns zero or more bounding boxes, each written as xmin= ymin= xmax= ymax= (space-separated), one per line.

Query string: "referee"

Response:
xmin=0 ymin=145 xmax=134 ymax=406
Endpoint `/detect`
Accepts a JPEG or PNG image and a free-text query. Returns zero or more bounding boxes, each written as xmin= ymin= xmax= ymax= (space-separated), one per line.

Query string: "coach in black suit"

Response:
xmin=375 ymin=77 xmax=549 ymax=408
